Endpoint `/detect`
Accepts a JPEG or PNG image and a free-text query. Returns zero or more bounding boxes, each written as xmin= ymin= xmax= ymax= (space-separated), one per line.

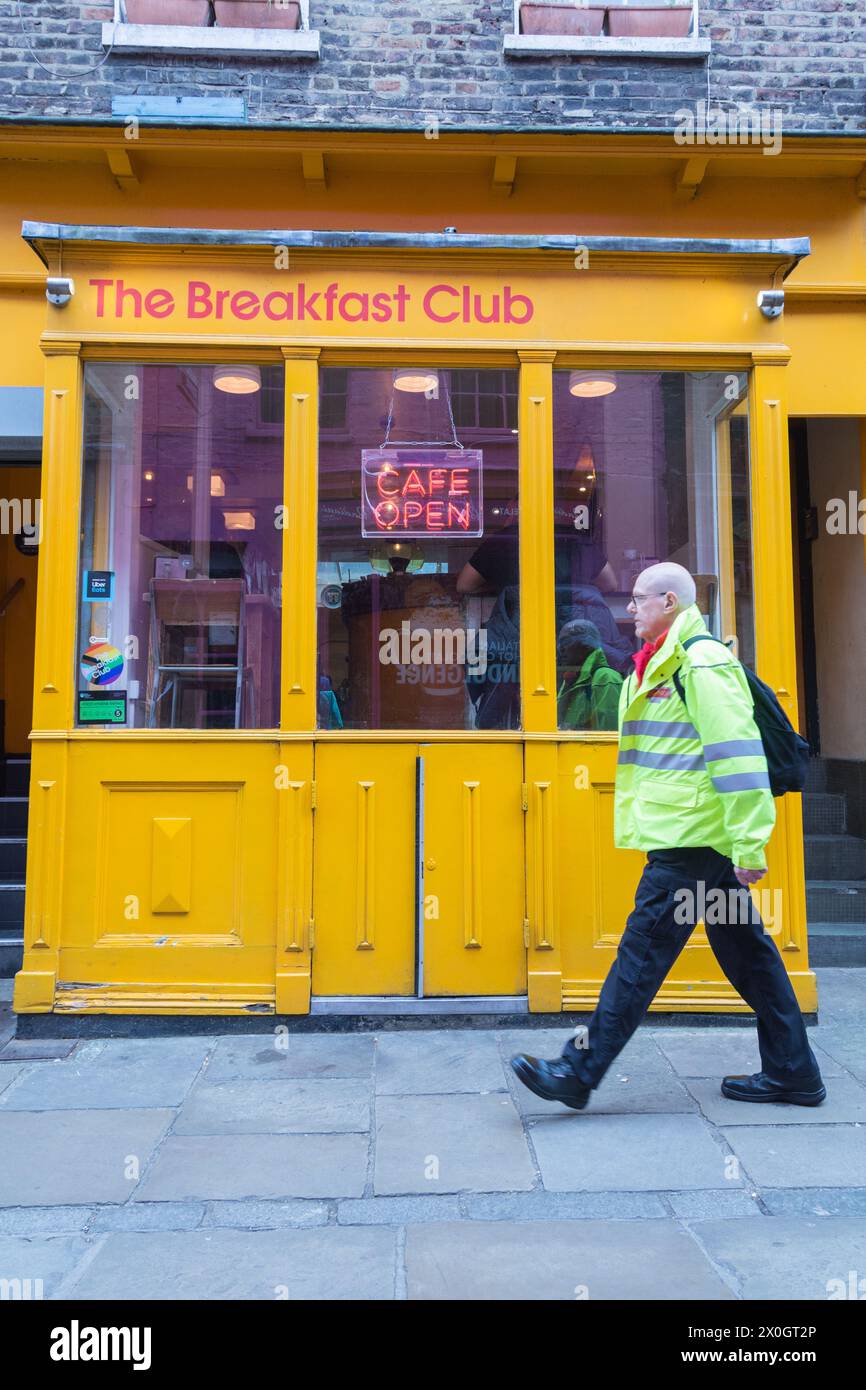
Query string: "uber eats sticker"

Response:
xmin=80 ymin=641 xmax=124 ymax=686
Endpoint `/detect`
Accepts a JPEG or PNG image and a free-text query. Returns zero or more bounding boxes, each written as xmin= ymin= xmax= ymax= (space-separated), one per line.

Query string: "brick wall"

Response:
xmin=0 ymin=1 xmax=863 ymax=132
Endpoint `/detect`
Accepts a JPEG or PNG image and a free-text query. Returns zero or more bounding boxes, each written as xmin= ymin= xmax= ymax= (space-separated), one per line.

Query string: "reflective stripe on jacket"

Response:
xmin=613 ymin=603 xmax=776 ymax=871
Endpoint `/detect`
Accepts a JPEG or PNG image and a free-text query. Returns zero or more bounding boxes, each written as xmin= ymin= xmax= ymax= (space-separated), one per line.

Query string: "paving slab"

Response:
xmin=174 ymin=1077 xmax=369 ymax=1135
xmin=374 ymin=1031 xmax=506 ymax=1094
xmin=374 ymin=1093 xmax=535 ymax=1194
xmin=89 ymin=1203 xmax=205 ymax=1233
xmin=0 ymin=1039 xmax=78 ymax=1063
xmin=0 ymin=1235 xmax=91 ymax=1299
xmin=666 ymin=1189 xmax=763 ymax=1220
xmin=65 ymin=1227 xmax=397 ymax=1300
xmin=0 ymin=1038 xmax=212 ymax=1110
xmin=513 ymin=1065 xmax=697 ymax=1118
xmin=530 ymin=1113 xmax=736 ymax=1192
xmin=0 ymin=1110 xmax=174 ymax=1206
xmin=652 ymin=1028 xmax=844 ymax=1079
xmin=406 ymin=1219 xmax=734 ymax=1300
xmin=685 ymin=1074 xmax=866 ymax=1125
xmin=760 ymin=1188 xmax=866 ymax=1218
xmin=202 ymin=1200 xmax=328 ymax=1230
xmin=501 ymin=1028 xmax=669 ymax=1073
xmin=691 ymin=1216 xmax=866 ymax=1300
xmin=808 ymin=1025 xmax=866 ymax=1083
xmin=0 ymin=1063 xmax=22 ymax=1096
xmin=460 ymin=1190 xmax=666 ymax=1221
xmin=135 ymin=1133 xmax=368 ymax=1201
xmin=337 ymin=1195 xmax=462 ymax=1225
xmin=814 ymin=969 xmax=864 ymax=1024
xmin=721 ymin=1124 xmax=866 ymax=1188
xmin=0 ymin=1206 xmax=92 ymax=1235
xmin=206 ymin=1033 xmax=375 ymax=1082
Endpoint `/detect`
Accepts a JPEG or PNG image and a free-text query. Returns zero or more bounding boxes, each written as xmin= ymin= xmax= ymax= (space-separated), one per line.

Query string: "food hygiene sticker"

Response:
xmin=80 ymin=641 xmax=124 ymax=686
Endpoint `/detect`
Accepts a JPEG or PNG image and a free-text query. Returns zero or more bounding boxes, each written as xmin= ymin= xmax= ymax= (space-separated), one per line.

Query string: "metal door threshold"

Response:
xmin=310 ymin=995 xmax=529 ymax=1016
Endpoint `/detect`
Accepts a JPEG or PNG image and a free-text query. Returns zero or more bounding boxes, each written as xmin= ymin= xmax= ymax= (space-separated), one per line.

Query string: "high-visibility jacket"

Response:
xmin=558 ymin=646 xmax=623 ymax=732
xmin=614 ymin=602 xmax=776 ymax=871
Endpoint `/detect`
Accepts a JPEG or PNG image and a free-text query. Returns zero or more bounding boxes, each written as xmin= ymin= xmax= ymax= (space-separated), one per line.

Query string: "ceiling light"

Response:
xmin=213 ymin=365 xmax=262 ymax=394
xmin=186 ymin=473 xmax=225 ymax=497
xmin=393 ymin=368 xmax=439 ymax=394
xmin=575 ymin=443 xmax=595 ymax=472
xmin=223 ymin=510 xmax=256 ymax=531
xmin=569 ymin=371 xmax=617 ymax=398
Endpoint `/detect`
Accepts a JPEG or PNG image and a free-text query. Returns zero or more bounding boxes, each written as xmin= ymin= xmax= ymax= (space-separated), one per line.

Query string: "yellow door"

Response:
xmin=311 ymin=743 xmax=417 ymax=996
xmin=420 ymin=743 xmax=526 ymax=997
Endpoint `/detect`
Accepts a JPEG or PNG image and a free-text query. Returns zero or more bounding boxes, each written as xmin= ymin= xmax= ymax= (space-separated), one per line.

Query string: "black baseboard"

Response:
xmin=13 ymin=1009 xmax=817 ymax=1039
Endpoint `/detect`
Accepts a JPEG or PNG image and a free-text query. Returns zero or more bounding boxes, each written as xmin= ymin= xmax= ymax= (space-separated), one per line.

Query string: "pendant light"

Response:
xmin=213 ymin=365 xmax=262 ymax=395
xmin=568 ymin=370 xmax=617 ymax=398
xmin=392 ymin=368 xmax=440 ymax=394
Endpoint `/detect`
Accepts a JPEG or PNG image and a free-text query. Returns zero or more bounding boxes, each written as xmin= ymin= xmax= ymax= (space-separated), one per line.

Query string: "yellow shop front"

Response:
xmin=11 ymin=222 xmax=818 ymax=1017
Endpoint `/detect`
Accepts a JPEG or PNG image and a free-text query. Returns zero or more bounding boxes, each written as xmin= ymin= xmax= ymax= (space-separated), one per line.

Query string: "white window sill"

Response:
xmin=504 ymin=33 xmax=710 ymax=59
xmin=102 ymin=22 xmax=321 ymax=59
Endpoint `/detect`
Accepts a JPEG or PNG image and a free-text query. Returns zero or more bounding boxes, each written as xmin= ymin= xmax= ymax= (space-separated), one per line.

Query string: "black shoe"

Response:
xmin=510 ymin=1054 xmax=590 ymax=1110
xmin=721 ymin=1071 xmax=826 ymax=1106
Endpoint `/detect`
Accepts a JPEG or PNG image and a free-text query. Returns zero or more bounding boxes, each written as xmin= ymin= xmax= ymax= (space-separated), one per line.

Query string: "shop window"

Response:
xmin=451 ymin=370 xmax=518 ymax=432
xmin=77 ymin=362 xmax=283 ymax=730
xmin=552 ymin=369 xmax=753 ymax=732
xmin=316 ymin=366 xmax=521 ymax=731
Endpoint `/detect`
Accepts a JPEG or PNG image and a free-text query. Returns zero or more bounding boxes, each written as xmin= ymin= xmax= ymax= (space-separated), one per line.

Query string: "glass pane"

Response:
xmin=317 ymin=366 xmax=520 ymax=730
xmin=77 ymin=362 xmax=283 ymax=729
xmin=552 ymin=369 xmax=752 ymax=732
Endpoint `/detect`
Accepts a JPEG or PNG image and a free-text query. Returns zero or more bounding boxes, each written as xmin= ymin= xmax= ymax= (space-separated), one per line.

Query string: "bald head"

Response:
xmin=629 ymin=563 xmax=696 ymax=642
xmin=638 ymin=563 xmax=696 ymax=611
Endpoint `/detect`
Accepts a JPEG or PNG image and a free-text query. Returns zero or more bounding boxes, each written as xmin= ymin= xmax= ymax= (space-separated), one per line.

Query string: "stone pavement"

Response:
xmin=1 ymin=970 xmax=865 ymax=1300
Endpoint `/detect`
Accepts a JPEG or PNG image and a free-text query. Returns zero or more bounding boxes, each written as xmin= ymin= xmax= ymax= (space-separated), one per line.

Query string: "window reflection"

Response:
xmin=553 ymin=369 xmax=753 ymax=731
xmin=77 ymin=363 xmax=283 ymax=729
xmin=317 ymin=367 xmax=521 ymax=730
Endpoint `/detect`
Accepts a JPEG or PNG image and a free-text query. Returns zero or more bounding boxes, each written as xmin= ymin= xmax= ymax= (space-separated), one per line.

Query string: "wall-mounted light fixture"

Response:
xmin=757 ymin=290 xmax=784 ymax=320
xmin=569 ymin=371 xmax=617 ymax=398
xmin=46 ymin=276 xmax=74 ymax=307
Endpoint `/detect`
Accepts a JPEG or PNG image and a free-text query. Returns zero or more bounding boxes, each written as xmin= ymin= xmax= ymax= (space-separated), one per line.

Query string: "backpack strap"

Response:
xmin=672 ymin=633 xmax=726 ymax=707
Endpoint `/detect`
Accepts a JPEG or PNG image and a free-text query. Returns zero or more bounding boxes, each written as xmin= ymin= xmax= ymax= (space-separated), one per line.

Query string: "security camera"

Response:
xmin=46 ymin=276 xmax=75 ymax=307
xmin=757 ymin=289 xmax=784 ymax=320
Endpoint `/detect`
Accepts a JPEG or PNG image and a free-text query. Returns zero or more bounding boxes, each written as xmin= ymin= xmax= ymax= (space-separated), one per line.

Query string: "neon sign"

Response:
xmin=361 ymin=448 xmax=483 ymax=539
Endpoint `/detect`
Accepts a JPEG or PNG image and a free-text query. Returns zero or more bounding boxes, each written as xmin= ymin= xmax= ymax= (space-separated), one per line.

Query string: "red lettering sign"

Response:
xmin=361 ymin=449 xmax=483 ymax=539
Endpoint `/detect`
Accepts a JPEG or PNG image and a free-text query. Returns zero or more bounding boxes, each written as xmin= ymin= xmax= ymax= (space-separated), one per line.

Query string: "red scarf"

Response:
xmin=632 ymin=630 xmax=668 ymax=688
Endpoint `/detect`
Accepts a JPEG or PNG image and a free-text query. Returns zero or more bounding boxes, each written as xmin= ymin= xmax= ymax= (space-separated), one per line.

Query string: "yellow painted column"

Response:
xmin=518 ymin=350 xmax=557 ymax=734
xmin=518 ymin=351 xmax=562 ymax=1010
xmin=275 ymin=348 xmax=319 ymax=1012
xmin=280 ymin=347 xmax=320 ymax=733
xmin=749 ymin=351 xmax=816 ymax=1011
xmin=15 ymin=344 xmax=82 ymax=1011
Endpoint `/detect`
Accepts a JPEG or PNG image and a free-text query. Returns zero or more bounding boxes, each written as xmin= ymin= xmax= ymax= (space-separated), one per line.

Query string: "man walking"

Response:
xmin=512 ymin=562 xmax=826 ymax=1110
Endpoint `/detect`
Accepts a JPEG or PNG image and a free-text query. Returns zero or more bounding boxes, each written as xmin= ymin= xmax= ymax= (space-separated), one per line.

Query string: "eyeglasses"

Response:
xmin=627 ymin=591 xmax=669 ymax=610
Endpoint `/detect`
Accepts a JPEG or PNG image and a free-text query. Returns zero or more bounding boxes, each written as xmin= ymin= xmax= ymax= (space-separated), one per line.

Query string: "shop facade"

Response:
xmin=5 ymin=205 xmax=834 ymax=1018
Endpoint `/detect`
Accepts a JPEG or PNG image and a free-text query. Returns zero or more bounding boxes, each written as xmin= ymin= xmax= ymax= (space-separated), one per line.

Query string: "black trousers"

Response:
xmin=562 ymin=846 xmax=821 ymax=1089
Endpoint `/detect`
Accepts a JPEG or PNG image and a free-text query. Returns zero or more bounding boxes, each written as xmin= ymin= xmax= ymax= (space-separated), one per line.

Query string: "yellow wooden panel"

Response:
xmin=312 ymin=743 xmax=416 ymax=996
xmin=151 ymin=818 xmax=192 ymax=914
xmin=422 ymin=743 xmax=526 ymax=996
xmin=56 ymin=740 xmax=280 ymax=994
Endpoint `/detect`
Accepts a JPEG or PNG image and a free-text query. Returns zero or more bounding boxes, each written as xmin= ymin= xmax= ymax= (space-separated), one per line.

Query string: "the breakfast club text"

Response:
xmin=88 ymin=279 xmax=535 ymax=325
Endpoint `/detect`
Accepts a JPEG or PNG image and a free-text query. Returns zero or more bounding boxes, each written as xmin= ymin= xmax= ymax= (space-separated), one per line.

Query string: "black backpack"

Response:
xmin=672 ymin=635 xmax=810 ymax=797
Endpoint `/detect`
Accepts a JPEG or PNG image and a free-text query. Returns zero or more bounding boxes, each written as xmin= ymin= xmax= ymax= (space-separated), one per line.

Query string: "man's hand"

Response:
xmin=734 ymin=866 xmax=767 ymax=887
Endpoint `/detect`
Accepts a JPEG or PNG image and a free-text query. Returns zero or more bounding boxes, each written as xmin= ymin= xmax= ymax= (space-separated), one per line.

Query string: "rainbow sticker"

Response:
xmin=80 ymin=641 xmax=124 ymax=687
